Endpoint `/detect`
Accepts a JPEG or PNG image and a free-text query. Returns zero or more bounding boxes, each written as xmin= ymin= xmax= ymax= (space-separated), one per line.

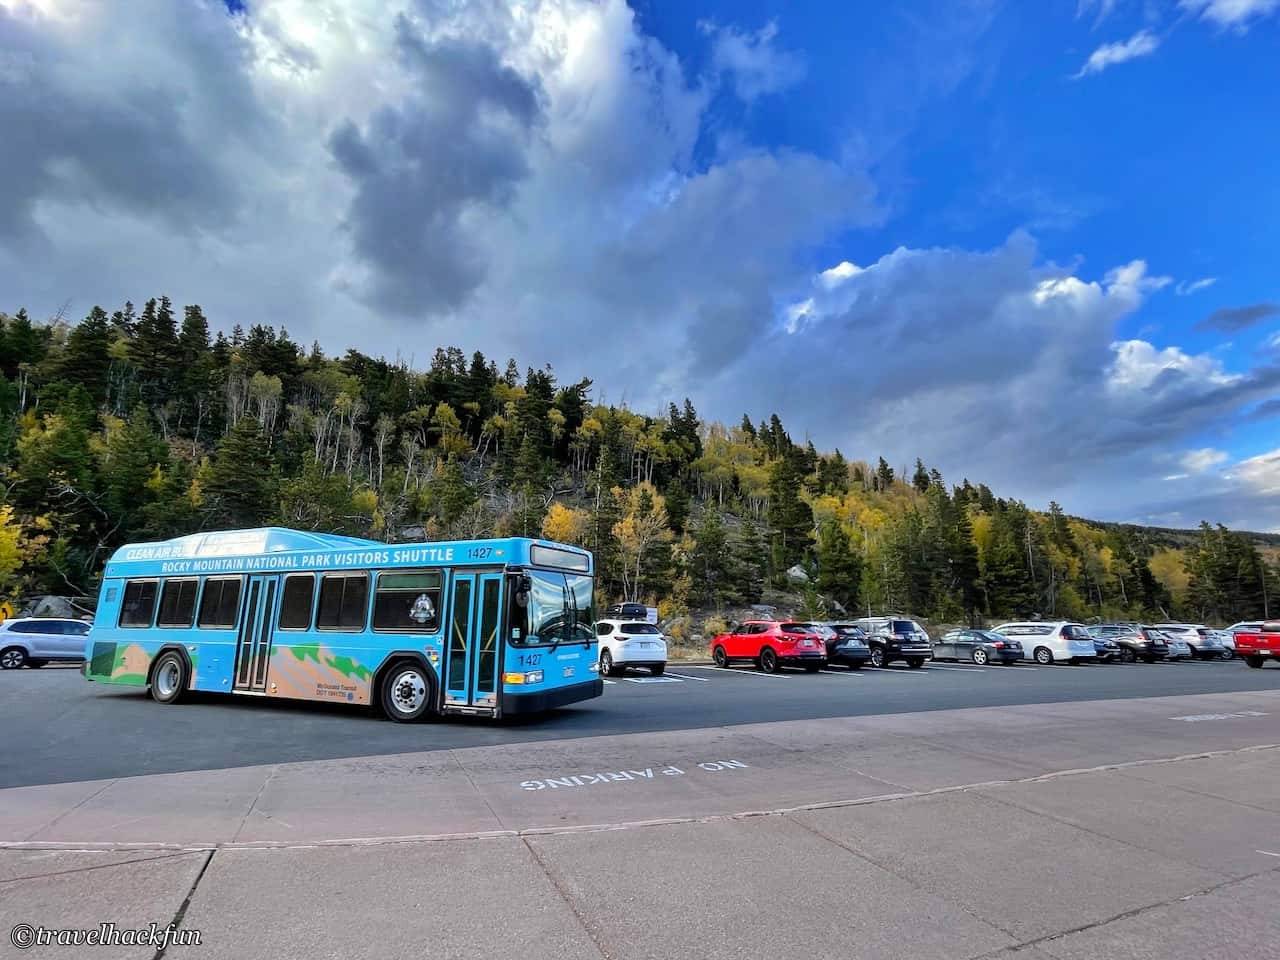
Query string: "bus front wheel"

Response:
xmin=150 ymin=651 xmax=188 ymax=704
xmin=381 ymin=662 xmax=433 ymax=722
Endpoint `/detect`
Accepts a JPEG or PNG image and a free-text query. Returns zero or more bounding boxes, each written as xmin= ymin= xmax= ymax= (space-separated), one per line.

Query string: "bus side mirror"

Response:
xmin=514 ymin=574 xmax=532 ymax=608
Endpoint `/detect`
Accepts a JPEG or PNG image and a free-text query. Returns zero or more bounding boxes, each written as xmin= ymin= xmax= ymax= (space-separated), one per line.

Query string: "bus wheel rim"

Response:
xmin=391 ymin=670 xmax=426 ymax=714
xmin=156 ymin=660 xmax=180 ymax=697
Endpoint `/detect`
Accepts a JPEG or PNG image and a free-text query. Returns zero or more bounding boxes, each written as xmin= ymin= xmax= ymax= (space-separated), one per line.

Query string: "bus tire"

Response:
xmin=150 ymin=651 xmax=188 ymax=704
xmin=380 ymin=660 xmax=433 ymax=722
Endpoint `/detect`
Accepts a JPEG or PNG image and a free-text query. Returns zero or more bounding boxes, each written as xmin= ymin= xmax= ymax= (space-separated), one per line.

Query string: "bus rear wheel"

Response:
xmin=381 ymin=662 xmax=433 ymax=722
xmin=150 ymin=651 xmax=188 ymax=704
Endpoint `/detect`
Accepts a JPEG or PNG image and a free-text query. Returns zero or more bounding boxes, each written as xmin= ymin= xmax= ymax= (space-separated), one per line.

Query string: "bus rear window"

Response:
xmin=373 ymin=572 xmax=442 ymax=631
xmin=119 ymin=580 xmax=158 ymax=628
xmin=317 ymin=573 xmax=369 ymax=631
xmin=156 ymin=579 xmax=199 ymax=628
xmin=278 ymin=575 xmax=315 ymax=630
xmin=198 ymin=578 xmax=243 ymax=629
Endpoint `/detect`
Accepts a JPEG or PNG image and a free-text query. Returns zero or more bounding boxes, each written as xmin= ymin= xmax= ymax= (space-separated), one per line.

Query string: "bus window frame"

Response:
xmin=276 ymin=573 xmax=317 ymax=632
xmin=118 ymin=578 xmax=160 ymax=629
xmin=197 ymin=575 xmax=245 ymax=630
xmin=371 ymin=569 xmax=444 ymax=634
xmin=314 ymin=571 xmax=371 ymax=633
xmin=506 ymin=565 xmax=595 ymax=649
xmin=156 ymin=577 xmax=201 ymax=629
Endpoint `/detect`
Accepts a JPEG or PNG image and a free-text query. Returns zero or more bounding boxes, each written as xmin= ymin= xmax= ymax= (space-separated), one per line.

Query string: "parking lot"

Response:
xmin=3 ymin=657 xmax=1278 ymax=789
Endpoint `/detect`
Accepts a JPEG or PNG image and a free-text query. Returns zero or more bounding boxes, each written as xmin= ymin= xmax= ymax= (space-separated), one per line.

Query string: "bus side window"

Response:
xmin=119 ymin=580 xmax=159 ymax=628
xmin=156 ymin=579 xmax=199 ymax=628
xmin=278 ymin=575 xmax=316 ymax=630
xmin=198 ymin=577 xmax=243 ymax=629
xmin=316 ymin=573 xmax=369 ymax=631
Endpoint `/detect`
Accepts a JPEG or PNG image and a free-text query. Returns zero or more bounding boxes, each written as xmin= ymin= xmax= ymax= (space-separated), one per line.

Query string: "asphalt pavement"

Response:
xmin=2 ymin=663 xmax=1280 ymax=959
xmin=3 ymin=658 xmax=1279 ymax=788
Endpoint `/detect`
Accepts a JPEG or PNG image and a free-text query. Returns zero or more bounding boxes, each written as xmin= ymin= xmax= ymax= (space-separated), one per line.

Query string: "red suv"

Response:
xmin=710 ymin=621 xmax=827 ymax=673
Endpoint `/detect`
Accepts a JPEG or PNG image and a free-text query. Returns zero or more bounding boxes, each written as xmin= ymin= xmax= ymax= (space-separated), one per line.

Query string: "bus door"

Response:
xmin=443 ymin=570 xmax=504 ymax=709
xmin=234 ymin=574 xmax=278 ymax=693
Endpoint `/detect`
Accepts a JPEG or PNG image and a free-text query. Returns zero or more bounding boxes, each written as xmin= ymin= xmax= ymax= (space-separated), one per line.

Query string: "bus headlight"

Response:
xmin=502 ymin=670 xmax=543 ymax=685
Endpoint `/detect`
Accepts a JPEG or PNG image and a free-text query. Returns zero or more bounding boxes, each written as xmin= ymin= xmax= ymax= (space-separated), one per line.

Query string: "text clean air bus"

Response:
xmin=83 ymin=528 xmax=602 ymax=721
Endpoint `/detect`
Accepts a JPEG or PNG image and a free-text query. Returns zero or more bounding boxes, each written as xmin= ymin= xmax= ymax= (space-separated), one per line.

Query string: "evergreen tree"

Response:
xmin=206 ymin=416 xmax=274 ymax=527
xmin=54 ymin=306 xmax=113 ymax=404
xmin=690 ymin=508 xmax=733 ymax=608
xmin=767 ymin=453 xmax=813 ymax=572
xmin=912 ymin=458 xmax=930 ymax=492
xmin=816 ymin=519 xmax=861 ymax=612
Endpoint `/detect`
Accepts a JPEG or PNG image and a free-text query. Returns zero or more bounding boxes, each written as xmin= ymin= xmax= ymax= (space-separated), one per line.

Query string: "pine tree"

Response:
xmin=206 ymin=416 xmax=274 ymax=527
xmin=690 ymin=508 xmax=733 ymax=608
xmin=912 ymin=458 xmax=930 ymax=493
xmin=55 ymin=306 xmax=113 ymax=404
xmin=816 ymin=519 xmax=861 ymax=612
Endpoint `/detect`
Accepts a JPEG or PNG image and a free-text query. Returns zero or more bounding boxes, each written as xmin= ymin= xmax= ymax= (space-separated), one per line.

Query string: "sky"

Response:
xmin=1 ymin=0 xmax=1278 ymax=530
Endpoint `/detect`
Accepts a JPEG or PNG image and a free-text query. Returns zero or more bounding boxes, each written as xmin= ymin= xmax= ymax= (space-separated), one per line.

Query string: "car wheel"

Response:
xmin=869 ymin=647 xmax=886 ymax=668
xmin=971 ymin=649 xmax=989 ymax=665
xmin=713 ymin=646 xmax=728 ymax=668
xmin=600 ymin=649 xmax=617 ymax=677
xmin=1034 ymin=646 xmax=1054 ymax=665
xmin=1119 ymin=647 xmax=1136 ymax=664
xmin=1246 ymin=656 xmax=1265 ymax=669
xmin=649 ymin=663 xmax=665 ymax=677
xmin=759 ymin=647 xmax=780 ymax=673
xmin=906 ymin=658 xmax=925 ymax=669
xmin=149 ymin=651 xmax=188 ymax=705
xmin=380 ymin=661 xmax=433 ymax=721
xmin=0 ymin=646 xmax=27 ymax=670
xmin=1220 ymin=648 xmax=1235 ymax=660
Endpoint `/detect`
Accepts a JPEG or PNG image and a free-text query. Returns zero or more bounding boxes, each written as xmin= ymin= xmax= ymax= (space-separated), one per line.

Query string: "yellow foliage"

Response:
xmin=352 ymin=489 xmax=379 ymax=515
xmin=0 ymin=506 xmax=22 ymax=592
xmin=541 ymin=502 xmax=590 ymax=546
xmin=1148 ymin=548 xmax=1190 ymax=599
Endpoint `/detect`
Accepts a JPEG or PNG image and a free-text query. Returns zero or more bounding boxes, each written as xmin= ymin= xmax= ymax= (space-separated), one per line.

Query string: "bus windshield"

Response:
xmin=515 ymin=569 xmax=595 ymax=645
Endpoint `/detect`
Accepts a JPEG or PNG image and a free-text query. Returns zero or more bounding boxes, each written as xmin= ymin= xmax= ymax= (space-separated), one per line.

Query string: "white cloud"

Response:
xmin=819 ymin=260 xmax=862 ymax=289
xmin=1179 ymin=0 xmax=1280 ymax=29
xmin=1074 ymin=29 xmax=1161 ymax=77
xmin=1176 ymin=277 xmax=1217 ymax=295
xmin=1106 ymin=339 xmax=1237 ymax=393
xmin=1180 ymin=448 xmax=1229 ymax=472
xmin=698 ymin=19 xmax=805 ymax=102
xmin=1236 ymin=448 xmax=1280 ymax=495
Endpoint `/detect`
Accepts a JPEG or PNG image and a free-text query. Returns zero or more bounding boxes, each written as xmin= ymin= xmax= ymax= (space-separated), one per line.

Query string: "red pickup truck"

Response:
xmin=1234 ymin=621 xmax=1280 ymax=668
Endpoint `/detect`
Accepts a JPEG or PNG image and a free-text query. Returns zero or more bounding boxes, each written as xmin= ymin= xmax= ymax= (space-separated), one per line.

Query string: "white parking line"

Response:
xmin=665 ymin=671 xmax=711 ymax=682
xmin=927 ymin=664 xmax=990 ymax=672
xmin=819 ymin=669 xmax=864 ymax=677
xmin=602 ymin=679 xmax=617 ymax=685
xmin=679 ymin=665 xmax=790 ymax=679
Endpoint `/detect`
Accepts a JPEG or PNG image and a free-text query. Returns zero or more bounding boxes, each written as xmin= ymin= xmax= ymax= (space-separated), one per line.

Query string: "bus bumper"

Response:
xmin=502 ymin=679 xmax=604 ymax=715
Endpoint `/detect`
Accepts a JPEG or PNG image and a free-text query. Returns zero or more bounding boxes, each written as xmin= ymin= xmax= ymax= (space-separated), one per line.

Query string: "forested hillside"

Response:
xmin=1 ymin=299 xmax=1276 ymax=628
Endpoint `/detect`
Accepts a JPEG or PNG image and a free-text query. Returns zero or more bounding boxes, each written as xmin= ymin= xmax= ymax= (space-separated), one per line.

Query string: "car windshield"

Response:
xmin=619 ymin=623 xmax=660 ymax=635
xmin=976 ymin=631 xmax=1005 ymax=642
xmin=832 ymin=625 xmax=865 ymax=638
xmin=1062 ymin=625 xmax=1092 ymax=640
xmin=890 ymin=620 xmax=917 ymax=634
xmin=779 ymin=622 xmax=814 ymax=635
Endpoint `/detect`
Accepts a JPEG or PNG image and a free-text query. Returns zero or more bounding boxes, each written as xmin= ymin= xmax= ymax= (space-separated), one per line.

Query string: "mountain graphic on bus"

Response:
xmin=268 ymin=643 xmax=374 ymax=704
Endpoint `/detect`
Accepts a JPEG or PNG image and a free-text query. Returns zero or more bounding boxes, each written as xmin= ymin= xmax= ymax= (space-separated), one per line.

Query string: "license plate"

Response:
xmin=801 ymin=640 xmax=813 ymax=647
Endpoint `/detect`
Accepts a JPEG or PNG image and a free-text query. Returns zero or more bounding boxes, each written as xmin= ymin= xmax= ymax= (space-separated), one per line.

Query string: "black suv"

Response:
xmin=1093 ymin=624 xmax=1168 ymax=663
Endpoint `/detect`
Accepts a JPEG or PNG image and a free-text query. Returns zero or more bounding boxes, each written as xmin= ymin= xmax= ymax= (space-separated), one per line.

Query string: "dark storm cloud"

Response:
xmin=1197 ymin=301 xmax=1280 ymax=332
xmin=329 ymin=15 xmax=542 ymax=315
xmin=0 ymin=4 xmax=260 ymax=248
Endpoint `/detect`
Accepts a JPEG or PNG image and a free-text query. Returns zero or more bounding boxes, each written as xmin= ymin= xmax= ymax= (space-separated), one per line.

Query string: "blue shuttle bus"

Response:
xmin=83 ymin=527 xmax=602 ymax=721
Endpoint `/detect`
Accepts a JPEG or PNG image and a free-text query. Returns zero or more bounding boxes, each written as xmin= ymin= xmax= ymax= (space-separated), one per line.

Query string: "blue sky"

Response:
xmin=3 ymin=0 xmax=1279 ymax=528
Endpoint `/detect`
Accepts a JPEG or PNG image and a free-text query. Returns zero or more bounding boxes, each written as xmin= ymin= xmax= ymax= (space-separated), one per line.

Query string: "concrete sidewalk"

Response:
xmin=3 ymin=691 xmax=1280 ymax=959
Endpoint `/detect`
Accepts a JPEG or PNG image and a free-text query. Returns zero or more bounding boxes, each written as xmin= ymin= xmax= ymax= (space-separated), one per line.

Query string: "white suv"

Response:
xmin=991 ymin=621 xmax=1096 ymax=665
xmin=596 ymin=620 xmax=668 ymax=677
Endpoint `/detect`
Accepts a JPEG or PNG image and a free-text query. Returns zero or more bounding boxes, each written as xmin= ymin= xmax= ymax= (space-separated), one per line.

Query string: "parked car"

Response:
xmin=1232 ymin=621 xmax=1280 ymax=668
xmin=595 ymin=620 xmax=667 ymax=676
xmin=1156 ymin=623 xmax=1225 ymax=660
xmin=1224 ymin=622 xmax=1264 ymax=660
xmin=1093 ymin=625 xmax=1169 ymax=663
xmin=933 ymin=629 xmax=1022 ymax=665
xmin=815 ymin=623 xmax=872 ymax=669
xmin=991 ymin=621 xmax=1096 ymax=665
xmin=852 ymin=616 xmax=933 ymax=668
xmin=710 ymin=620 xmax=827 ymax=673
xmin=1157 ymin=629 xmax=1193 ymax=660
xmin=604 ymin=602 xmax=649 ymax=620
xmin=1091 ymin=634 xmax=1121 ymax=662
xmin=0 ymin=617 xmax=92 ymax=669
